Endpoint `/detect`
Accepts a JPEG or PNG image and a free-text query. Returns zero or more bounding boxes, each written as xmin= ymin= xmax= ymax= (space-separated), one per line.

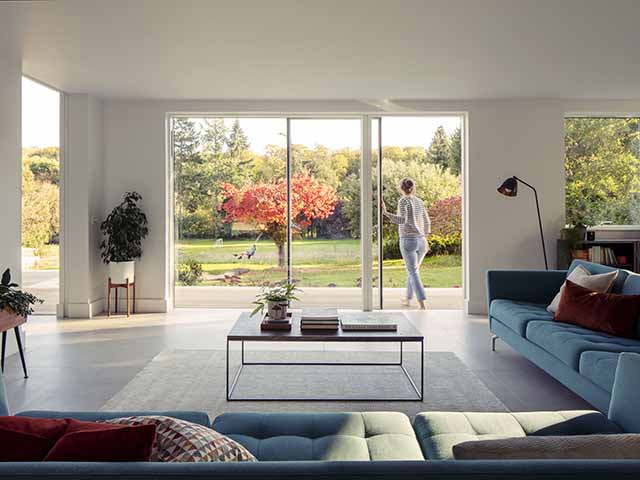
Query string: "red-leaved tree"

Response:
xmin=428 ymin=195 xmax=462 ymax=236
xmin=220 ymin=175 xmax=338 ymax=266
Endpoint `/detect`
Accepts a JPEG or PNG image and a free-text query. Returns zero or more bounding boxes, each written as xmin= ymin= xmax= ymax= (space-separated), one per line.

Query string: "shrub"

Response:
xmin=383 ymin=232 xmax=461 ymax=260
xmin=177 ymin=260 xmax=203 ymax=286
xmin=428 ymin=195 xmax=462 ymax=236
xmin=22 ymin=169 xmax=59 ymax=249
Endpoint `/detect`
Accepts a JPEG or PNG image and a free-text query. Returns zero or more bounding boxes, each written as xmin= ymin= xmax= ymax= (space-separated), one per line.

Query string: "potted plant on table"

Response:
xmin=0 ymin=269 xmax=43 ymax=321
xmin=251 ymin=283 xmax=299 ymax=319
xmin=100 ymin=192 xmax=149 ymax=284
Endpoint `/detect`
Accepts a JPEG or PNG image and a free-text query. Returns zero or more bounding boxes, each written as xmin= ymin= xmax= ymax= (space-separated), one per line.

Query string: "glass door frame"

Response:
xmin=167 ymin=112 xmax=467 ymax=311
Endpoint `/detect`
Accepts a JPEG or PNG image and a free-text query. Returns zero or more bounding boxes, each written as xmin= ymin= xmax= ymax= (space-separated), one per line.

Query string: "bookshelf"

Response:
xmin=557 ymin=239 xmax=638 ymax=272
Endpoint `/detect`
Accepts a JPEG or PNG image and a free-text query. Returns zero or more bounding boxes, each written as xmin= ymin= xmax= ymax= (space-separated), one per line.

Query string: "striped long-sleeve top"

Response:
xmin=384 ymin=195 xmax=431 ymax=238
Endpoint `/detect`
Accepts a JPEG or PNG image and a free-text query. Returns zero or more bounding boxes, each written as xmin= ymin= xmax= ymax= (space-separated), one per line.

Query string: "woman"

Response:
xmin=381 ymin=177 xmax=431 ymax=310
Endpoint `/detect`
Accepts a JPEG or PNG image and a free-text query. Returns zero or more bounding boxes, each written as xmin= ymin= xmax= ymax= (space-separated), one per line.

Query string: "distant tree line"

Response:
xmin=173 ymin=118 xmax=463 ymax=245
xmin=22 ymin=147 xmax=59 ymax=249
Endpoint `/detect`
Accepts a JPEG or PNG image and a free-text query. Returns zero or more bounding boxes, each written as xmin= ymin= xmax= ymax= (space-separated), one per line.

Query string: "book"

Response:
xmin=301 ymin=308 xmax=339 ymax=321
xmin=340 ymin=315 xmax=398 ymax=331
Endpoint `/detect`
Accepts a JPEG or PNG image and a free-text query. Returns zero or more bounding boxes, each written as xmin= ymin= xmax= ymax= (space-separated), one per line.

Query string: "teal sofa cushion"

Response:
xmin=413 ymin=411 xmax=622 ymax=460
xmin=579 ymin=351 xmax=620 ymax=393
xmin=526 ymin=320 xmax=640 ymax=370
xmin=489 ymin=300 xmax=553 ymax=336
xmin=212 ymin=412 xmax=424 ymax=461
xmin=569 ymin=260 xmax=628 ymax=293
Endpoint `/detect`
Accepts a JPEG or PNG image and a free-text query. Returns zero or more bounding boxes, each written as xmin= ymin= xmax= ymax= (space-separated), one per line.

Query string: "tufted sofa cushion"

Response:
xmin=212 ymin=412 xmax=424 ymax=461
xmin=579 ymin=351 xmax=620 ymax=393
xmin=489 ymin=300 xmax=553 ymax=336
xmin=413 ymin=410 xmax=622 ymax=460
xmin=526 ymin=320 xmax=640 ymax=370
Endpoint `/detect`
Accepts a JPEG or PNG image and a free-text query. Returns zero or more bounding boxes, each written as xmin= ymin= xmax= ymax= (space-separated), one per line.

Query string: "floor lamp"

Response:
xmin=497 ymin=176 xmax=549 ymax=270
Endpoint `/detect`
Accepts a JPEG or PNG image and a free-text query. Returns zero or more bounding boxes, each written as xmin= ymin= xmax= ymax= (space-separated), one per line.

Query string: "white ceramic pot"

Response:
xmin=109 ymin=261 xmax=135 ymax=284
xmin=267 ymin=300 xmax=288 ymax=320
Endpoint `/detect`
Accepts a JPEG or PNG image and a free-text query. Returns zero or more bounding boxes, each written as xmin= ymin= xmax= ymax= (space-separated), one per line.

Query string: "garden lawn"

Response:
xmin=177 ymin=238 xmax=461 ymax=288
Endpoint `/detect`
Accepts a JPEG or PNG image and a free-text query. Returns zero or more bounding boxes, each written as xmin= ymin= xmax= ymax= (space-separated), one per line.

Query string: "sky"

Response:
xmin=193 ymin=116 xmax=461 ymax=154
xmin=22 ymin=77 xmax=60 ymax=148
xmin=21 ymin=74 xmax=460 ymax=152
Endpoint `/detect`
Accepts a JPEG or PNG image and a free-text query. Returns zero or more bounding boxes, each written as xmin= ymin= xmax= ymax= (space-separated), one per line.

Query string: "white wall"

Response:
xmin=62 ymin=94 xmax=105 ymax=317
xmin=0 ymin=10 xmax=25 ymax=355
xmin=99 ymin=99 xmax=571 ymax=315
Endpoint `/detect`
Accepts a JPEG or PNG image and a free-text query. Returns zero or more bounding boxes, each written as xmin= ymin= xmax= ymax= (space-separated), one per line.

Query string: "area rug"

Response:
xmin=101 ymin=349 xmax=507 ymax=419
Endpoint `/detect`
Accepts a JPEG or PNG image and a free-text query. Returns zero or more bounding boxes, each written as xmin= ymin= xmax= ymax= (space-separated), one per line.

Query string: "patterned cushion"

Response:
xmin=104 ymin=416 xmax=256 ymax=462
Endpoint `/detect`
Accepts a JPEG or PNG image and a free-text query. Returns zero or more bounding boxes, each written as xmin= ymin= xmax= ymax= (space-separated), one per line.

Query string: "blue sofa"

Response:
xmin=1 ymin=337 xmax=640 ymax=478
xmin=488 ymin=259 xmax=640 ymax=413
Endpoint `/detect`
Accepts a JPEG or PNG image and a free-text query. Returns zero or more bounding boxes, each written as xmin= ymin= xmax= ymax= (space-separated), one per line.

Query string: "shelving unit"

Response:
xmin=557 ymin=239 xmax=639 ymax=272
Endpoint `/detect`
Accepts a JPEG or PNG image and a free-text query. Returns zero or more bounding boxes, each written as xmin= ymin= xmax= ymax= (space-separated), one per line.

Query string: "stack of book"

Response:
xmin=300 ymin=308 xmax=339 ymax=331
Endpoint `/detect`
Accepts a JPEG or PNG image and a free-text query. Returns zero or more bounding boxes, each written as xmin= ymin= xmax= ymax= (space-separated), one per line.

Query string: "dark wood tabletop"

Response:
xmin=228 ymin=311 xmax=423 ymax=342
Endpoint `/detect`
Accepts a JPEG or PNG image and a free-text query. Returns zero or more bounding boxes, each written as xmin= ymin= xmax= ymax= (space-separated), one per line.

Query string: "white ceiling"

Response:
xmin=7 ymin=0 xmax=640 ymax=100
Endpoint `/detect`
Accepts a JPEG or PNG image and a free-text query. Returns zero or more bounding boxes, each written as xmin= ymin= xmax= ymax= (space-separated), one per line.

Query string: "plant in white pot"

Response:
xmin=100 ymin=192 xmax=149 ymax=284
xmin=251 ymin=283 xmax=299 ymax=320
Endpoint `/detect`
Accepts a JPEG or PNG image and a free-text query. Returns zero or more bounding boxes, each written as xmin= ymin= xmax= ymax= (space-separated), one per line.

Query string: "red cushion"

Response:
xmin=555 ymin=280 xmax=640 ymax=338
xmin=0 ymin=416 xmax=68 ymax=461
xmin=45 ymin=421 xmax=156 ymax=462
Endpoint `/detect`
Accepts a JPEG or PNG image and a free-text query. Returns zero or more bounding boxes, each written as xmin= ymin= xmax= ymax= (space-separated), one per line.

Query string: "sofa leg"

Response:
xmin=491 ymin=335 xmax=499 ymax=352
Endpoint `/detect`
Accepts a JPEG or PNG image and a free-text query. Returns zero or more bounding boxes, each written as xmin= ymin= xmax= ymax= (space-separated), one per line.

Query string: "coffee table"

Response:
xmin=226 ymin=312 xmax=424 ymax=401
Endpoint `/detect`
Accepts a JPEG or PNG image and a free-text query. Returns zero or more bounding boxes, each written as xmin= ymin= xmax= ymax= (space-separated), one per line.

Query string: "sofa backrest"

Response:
xmin=609 ymin=352 xmax=640 ymax=433
xmin=568 ymin=260 xmax=628 ymax=293
xmin=0 ymin=370 xmax=9 ymax=416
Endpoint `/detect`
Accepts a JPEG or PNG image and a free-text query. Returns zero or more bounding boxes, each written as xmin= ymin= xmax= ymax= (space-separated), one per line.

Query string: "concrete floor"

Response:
xmin=2 ymin=308 xmax=590 ymax=414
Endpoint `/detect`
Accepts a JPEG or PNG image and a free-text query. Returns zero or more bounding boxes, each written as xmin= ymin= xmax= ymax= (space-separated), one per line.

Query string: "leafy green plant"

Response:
xmin=251 ymin=283 xmax=299 ymax=317
xmin=0 ymin=269 xmax=43 ymax=318
xmin=177 ymin=260 xmax=203 ymax=286
xmin=100 ymin=192 xmax=149 ymax=263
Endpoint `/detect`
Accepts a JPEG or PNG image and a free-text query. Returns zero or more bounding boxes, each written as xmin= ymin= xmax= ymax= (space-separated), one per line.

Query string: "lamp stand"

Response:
xmin=514 ymin=176 xmax=549 ymax=270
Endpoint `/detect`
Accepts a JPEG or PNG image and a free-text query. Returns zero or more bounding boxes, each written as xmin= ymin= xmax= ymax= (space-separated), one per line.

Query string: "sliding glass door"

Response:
xmin=289 ymin=119 xmax=362 ymax=308
xmin=172 ymin=114 xmax=463 ymax=310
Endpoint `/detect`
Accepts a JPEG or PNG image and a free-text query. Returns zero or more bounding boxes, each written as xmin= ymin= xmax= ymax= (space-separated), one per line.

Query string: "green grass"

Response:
xmin=177 ymin=238 xmax=461 ymax=288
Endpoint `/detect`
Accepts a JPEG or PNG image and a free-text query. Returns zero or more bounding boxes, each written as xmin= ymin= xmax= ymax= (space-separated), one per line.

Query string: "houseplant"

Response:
xmin=251 ymin=283 xmax=299 ymax=319
xmin=100 ymin=192 xmax=149 ymax=284
xmin=0 ymin=268 xmax=43 ymax=319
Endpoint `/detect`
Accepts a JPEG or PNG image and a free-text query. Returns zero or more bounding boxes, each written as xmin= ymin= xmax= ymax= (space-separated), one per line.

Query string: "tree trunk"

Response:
xmin=276 ymin=242 xmax=286 ymax=268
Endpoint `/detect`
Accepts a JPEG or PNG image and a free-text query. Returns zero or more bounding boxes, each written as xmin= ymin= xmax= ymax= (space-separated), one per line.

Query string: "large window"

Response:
xmin=565 ymin=117 xmax=640 ymax=226
xmin=172 ymin=114 xmax=464 ymax=310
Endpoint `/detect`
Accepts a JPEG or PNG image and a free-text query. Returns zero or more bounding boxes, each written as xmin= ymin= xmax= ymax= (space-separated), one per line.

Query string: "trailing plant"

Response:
xmin=177 ymin=260 xmax=203 ymax=286
xmin=100 ymin=192 xmax=149 ymax=263
xmin=251 ymin=283 xmax=299 ymax=317
xmin=0 ymin=269 xmax=43 ymax=317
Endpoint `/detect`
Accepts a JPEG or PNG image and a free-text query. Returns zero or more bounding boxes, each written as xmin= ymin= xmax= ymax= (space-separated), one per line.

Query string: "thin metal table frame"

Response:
xmin=226 ymin=337 xmax=424 ymax=402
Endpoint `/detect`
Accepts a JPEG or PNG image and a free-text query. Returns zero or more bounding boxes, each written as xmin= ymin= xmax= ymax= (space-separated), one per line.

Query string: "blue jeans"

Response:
xmin=400 ymin=236 xmax=428 ymax=301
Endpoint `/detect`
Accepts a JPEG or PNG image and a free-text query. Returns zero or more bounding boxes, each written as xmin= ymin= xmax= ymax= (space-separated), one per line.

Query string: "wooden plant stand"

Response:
xmin=0 ymin=309 xmax=28 ymax=378
xmin=107 ymin=278 xmax=136 ymax=317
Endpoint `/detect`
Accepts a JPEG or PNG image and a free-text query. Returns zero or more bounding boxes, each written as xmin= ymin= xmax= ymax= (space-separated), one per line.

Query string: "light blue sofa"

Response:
xmin=488 ymin=259 xmax=640 ymax=412
xmin=1 ymin=342 xmax=640 ymax=478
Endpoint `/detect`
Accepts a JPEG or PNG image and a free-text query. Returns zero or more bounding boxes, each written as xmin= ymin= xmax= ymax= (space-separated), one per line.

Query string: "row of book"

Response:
xmin=587 ymin=246 xmax=619 ymax=265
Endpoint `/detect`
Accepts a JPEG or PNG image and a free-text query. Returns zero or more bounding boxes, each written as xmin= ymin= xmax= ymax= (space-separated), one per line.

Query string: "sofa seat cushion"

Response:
xmin=526 ymin=320 xmax=640 ymax=370
xmin=580 ymin=351 xmax=620 ymax=393
xmin=212 ymin=412 xmax=424 ymax=461
xmin=413 ymin=411 xmax=621 ymax=460
xmin=489 ymin=300 xmax=553 ymax=336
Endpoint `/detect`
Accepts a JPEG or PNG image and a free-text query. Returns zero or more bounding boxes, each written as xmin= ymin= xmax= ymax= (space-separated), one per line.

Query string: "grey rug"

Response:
xmin=102 ymin=349 xmax=507 ymax=419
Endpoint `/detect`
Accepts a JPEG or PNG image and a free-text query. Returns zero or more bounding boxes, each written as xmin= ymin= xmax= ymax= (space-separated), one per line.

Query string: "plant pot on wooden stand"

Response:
xmin=100 ymin=192 xmax=148 ymax=317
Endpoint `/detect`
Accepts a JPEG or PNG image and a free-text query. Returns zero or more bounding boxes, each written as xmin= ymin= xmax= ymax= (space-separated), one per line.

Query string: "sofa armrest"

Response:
xmin=16 ymin=410 xmax=211 ymax=427
xmin=608 ymin=353 xmax=640 ymax=433
xmin=486 ymin=269 xmax=567 ymax=307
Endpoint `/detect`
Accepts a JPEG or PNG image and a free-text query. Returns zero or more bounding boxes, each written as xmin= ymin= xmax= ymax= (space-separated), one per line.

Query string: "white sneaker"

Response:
xmin=400 ymin=296 xmax=411 ymax=307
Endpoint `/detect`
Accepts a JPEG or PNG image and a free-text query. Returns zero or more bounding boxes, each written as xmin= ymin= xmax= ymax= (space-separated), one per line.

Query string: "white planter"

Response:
xmin=109 ymin=261 xmax=135 ymax=284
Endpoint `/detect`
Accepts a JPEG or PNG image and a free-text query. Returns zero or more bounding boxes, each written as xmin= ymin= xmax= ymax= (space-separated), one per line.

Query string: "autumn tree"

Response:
xmin=220 ymin=175 xmax=338 ymax=266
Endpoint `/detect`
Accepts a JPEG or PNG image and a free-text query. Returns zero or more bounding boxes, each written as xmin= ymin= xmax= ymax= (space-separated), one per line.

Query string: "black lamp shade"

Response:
xmin=497 ymin=177 xmax=518 ymax=197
